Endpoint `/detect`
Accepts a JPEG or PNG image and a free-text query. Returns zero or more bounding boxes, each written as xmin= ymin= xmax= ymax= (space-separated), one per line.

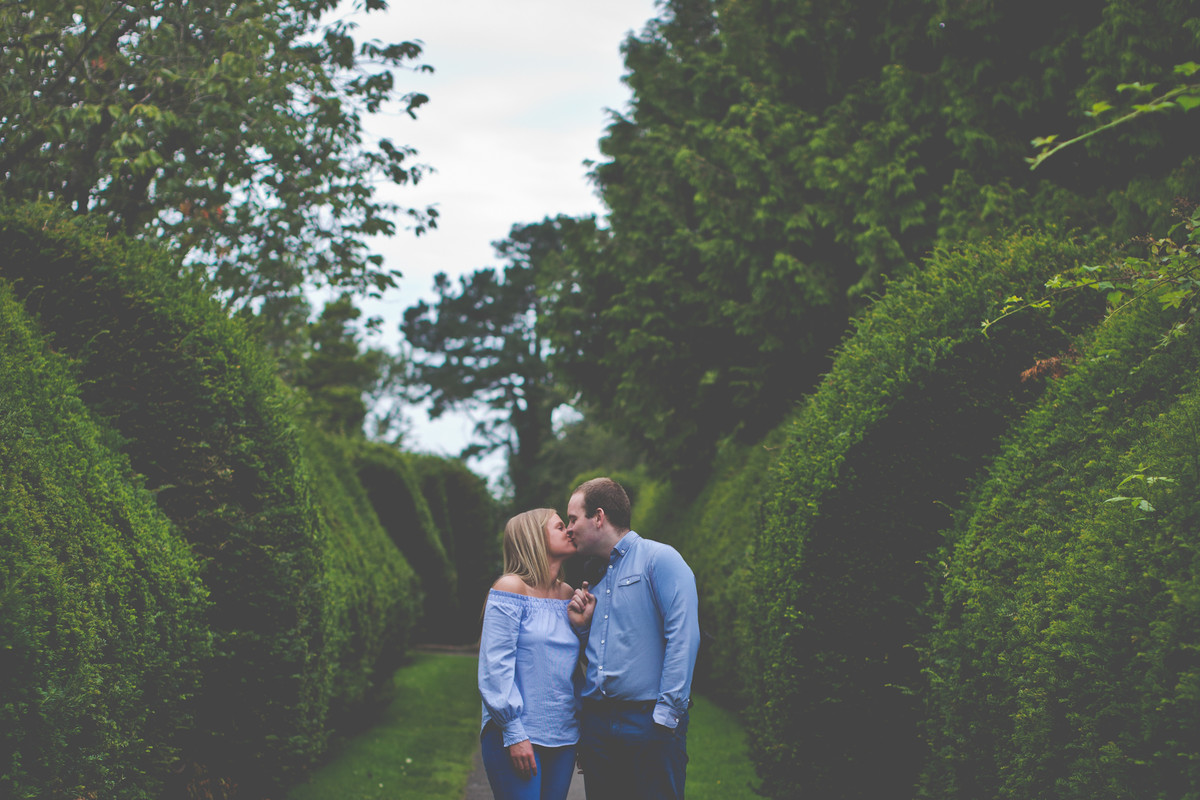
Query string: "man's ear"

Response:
xmin=594 ymin=507 xmax=606 ymax=527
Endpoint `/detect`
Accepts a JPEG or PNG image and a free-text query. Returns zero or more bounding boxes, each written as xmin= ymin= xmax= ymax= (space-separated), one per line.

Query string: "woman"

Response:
xmin=478 ymin=508 xmax=595 ymax=800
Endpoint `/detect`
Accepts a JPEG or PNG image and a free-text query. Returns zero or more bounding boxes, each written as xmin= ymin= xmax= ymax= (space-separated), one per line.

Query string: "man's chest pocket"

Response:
xmin=615 ymin=574 xmax=657 ymax=617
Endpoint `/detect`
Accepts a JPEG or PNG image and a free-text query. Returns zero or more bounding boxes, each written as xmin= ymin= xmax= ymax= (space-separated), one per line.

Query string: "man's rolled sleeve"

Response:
xmin=650 ymin=548 xmax=700 ymax=729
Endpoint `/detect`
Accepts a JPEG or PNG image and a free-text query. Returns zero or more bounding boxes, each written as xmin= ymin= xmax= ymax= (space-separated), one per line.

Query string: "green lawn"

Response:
xmin=686 ymin=694 xmax=761 ymax=799
xmin=286 ymin=651 xmax=759 ymax=800
xmin=286 ymin=652 xmax=480 ymax=800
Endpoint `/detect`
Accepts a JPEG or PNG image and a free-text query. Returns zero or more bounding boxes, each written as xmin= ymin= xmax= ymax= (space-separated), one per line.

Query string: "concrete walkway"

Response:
xmin=461 ymin=744 xmax=586 ymax=800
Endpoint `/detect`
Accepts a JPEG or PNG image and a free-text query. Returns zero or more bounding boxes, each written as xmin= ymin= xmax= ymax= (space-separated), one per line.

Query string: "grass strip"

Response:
xmin=287 ymin=652 xmax=480 ymax=800
xmin=687 ymin=695 xmax=761 ymax=799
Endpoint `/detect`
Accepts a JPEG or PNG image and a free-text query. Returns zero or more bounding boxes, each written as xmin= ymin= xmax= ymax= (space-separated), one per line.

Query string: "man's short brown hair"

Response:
xmin=573 ymin=477 xmax=632 ymax=531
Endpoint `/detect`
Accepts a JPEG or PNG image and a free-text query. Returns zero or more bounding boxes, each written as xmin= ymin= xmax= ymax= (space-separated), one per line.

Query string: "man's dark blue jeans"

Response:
xmin=579 ymin=699 xmax=689 ymax=800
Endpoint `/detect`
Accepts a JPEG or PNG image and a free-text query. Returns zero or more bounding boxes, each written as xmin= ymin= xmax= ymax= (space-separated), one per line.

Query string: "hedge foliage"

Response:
xmin=300 ymin=428 xmax=418 ymax=723
xmin=408 ymin=454 xmax=500 ymax=642
xmin=0 ymin=282 xmax=209 ymax=799
xmin=920 ymin=294 xmax=1200 ymax=799
xmin=652 ymin=427 xmax=790 ymax=706
xmin=0 ymin=203 xmax=418 ymax=791
xmin=0 ymin=203 xmax=328 ymax=783
xmin=353 ymin=441 xmax=457 ymax=642
xmin=741 ymin=230 xmax=1105 ymax=798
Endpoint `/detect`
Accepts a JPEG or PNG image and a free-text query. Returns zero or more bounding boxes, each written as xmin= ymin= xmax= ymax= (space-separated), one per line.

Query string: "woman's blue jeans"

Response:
xmin=579 ymin=699 xmax=689 ymax=800
xmin=480 ymin=722 xmax=577 ymax=800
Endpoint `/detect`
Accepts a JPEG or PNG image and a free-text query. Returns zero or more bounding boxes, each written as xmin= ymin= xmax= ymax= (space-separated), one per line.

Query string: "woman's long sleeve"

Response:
xmin=478 ymin=594 xmax=528 ymax=746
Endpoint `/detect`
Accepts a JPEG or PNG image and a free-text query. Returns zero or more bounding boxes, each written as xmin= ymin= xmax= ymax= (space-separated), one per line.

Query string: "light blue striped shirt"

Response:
xmin=580 ymin=532 xmax=700 ymax=728
xmin=478 ymin=589 xmax=581 ymax=747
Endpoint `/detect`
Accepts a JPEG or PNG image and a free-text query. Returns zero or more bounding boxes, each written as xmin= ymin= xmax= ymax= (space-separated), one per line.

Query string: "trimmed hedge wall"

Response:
xmin=409 ymin=454 xmax=500 ymax=642
xmin=0 ymin=204 xmax=327 ymax=784
xmin=301 ymin=428 xmax=418 ymax=722
xmin=0 ymin=282 xmax=209 ymax=799
xmin=743 ymin=231 xmax=1104 ymax=798
xmin=920 ymin=296 xmax=1200 ymax=799
xmin=653 ymin=427 xmax=790 ymax=706
xmin=0 ymin=203 xmax=417 ymax=790
xmin=352 ymin=441 xmax=455 ymax=643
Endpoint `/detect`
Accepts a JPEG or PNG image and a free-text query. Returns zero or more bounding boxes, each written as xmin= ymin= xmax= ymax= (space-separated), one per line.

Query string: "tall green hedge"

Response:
xmin=410 ymin=454 xmax=500 ymax=642
xmin=301 ymin=429 xmax=418 ymax=724
xmin=353 ymin=442 xmax=457 ymax=643
xmin=651 ymin=427 xmax=789 ymax=707
xmin=744 ymin=230 xmax=1104 ymax=799
xmin=0 ymin=203 xmax=415 ymax=789
xmin=0 ymin=282 xmax=209 ymax=800
xmin=920 ymin=295 xmax=1200 ymax=799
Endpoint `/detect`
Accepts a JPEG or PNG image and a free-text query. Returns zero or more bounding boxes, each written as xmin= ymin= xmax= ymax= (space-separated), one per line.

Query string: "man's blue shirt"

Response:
xmin=579 ymin=531 xmax=700 ymax=728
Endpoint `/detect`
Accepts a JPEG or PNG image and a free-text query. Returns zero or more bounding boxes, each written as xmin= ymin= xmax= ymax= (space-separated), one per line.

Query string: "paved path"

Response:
xmin=461 ymin=743 xmax=586 ymax=800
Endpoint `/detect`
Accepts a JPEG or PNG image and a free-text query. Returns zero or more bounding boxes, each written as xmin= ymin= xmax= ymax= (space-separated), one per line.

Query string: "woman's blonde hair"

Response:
xmin=502 ymin=508 xmax=563 ymax=588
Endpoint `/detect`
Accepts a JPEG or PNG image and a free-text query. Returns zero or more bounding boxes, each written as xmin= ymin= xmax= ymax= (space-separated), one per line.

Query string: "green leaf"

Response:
xmin=1177 ymin=94 xmax=1200 ymax=112
xmin=1158 ymin=289 xmax=1190 ymax=309
xmin=1117 ymin=81 xmax=1158 ymax=93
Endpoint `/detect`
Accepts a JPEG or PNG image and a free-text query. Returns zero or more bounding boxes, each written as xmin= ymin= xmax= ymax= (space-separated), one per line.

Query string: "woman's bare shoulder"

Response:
xmin=555 ymin=581 xmax=575 ymax=600
xmin=491 ymin=574 xmax=529 ymax=595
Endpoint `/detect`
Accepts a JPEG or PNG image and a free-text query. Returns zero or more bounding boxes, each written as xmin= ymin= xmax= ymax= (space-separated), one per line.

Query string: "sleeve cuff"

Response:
xmin=653 ymin=702 xmax=686 ymax=729
xmin=500 ymin=719 xmax=529 ymax=747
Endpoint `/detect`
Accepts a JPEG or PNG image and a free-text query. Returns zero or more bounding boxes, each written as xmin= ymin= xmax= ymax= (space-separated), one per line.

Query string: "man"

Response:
xmin=565 ymin=477 xmax=700 ymax=800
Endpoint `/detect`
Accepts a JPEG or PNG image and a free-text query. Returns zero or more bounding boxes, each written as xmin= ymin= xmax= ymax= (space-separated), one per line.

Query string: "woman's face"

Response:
xmin=544 ymin=513 xmax=576 ymax=558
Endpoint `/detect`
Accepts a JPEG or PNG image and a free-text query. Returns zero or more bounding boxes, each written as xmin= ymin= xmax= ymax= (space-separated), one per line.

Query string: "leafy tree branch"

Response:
xmin=0 ymin=0 xmax=434 ymax=306
xmin=1028 ymin=61 xmax=1200 ymax=170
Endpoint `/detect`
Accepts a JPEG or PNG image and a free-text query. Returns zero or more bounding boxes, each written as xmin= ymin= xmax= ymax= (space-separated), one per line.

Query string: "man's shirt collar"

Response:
xmin=611 ymin=530 xmax=640 ymax=559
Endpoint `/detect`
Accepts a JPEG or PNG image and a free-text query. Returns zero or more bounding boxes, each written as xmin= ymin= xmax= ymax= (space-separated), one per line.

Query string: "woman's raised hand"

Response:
xmin=568 ymin=581 xmax=596 ymax=629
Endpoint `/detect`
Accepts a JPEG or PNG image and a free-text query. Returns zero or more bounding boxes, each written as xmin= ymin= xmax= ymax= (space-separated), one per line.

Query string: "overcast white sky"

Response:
xmin=333 ymin=0 xmax=660 ymax=487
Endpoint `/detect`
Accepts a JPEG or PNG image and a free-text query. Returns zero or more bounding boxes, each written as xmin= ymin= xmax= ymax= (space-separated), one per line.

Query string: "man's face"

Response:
xmin=565 ymin=492 xmax=600 ymax=556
